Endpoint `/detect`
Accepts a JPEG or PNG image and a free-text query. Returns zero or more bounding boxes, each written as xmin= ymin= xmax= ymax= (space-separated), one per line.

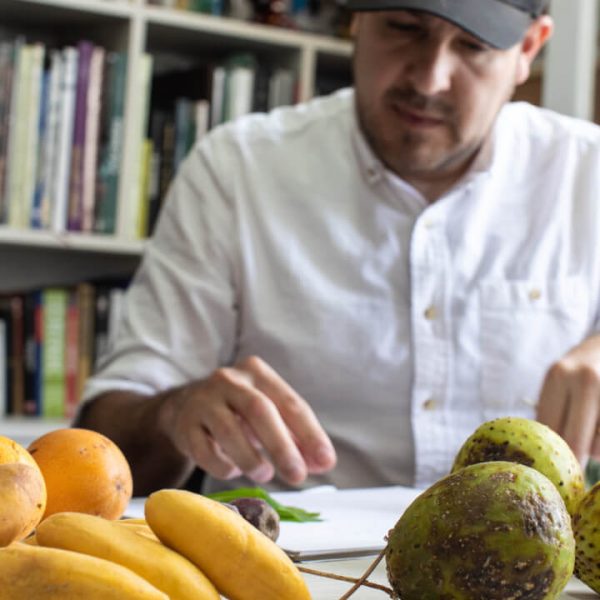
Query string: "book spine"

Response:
xmin=81 ymin=45 xmax=105 ymax=233
xmin=64 ymin=287 xmax=79 ymax=420
xmin=94 ymin=51 xmax=127 ymax=235
xmin=38 ymin=50 xmax=62 ymax=229
xmin=51 ymin=46 xmax=78 ymax=233
xmin=7 ymin=43 xmax=32 ymax=229
xmin=41 ymin=287 xmax=68 ymax=418
xmin=118 ymin=52 xmax=153 ymax=240
xmin=76 ymin=282 xmax=95 ymax=402
xmin=0 ymin=40 xmax=16 ymax=223
xmin=67 ymin=40 xmax=94 ymax=232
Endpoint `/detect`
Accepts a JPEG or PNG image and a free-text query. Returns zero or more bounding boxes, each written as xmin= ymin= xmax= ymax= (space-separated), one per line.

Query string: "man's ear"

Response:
xmin=516 ymin=15 xmax=554 ymax=85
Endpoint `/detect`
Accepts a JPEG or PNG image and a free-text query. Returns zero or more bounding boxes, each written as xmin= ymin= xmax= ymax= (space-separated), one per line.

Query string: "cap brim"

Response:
xmin=345 ymin=0 xmax=534 ymax=49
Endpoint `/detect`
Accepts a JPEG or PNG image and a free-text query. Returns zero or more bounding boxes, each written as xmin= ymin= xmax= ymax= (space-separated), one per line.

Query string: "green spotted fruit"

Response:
xmin=573 ymin=481 xmax=600 ymax=593
xmin=386 ymin=461 xmax=575 ymax=600
xmin=452 ymin=416 xmax=584 ymax=515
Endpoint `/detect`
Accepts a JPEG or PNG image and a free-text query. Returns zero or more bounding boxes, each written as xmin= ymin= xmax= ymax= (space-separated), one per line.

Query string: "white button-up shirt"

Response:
xmin=85 ymin=88 xmax=600 ymax=491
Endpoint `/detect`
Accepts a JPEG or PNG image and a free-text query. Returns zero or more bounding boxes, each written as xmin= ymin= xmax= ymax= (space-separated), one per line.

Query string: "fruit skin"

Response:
xmin=0 ymin=463 xmax=47 ymax=546
xmin=386 ymin=461 xmax=575 ymax=600
xmin=227 ymin=497 xmax=281 ymax=541
xmin=145 ymin=489 xmax=311 ymax=600
xmin=572 ymin=481 xmax=600 ymax=592
xmin=36 ymin=511 xmax=220 ymax=600
xmin=452 ymin=416 xmax=584 ymax=515
xmin=0 ymin=435 xmax=40 ymax=470
xmin=0 ymin=542 xmax=168 ymax=599
xmin=28 ymin=427 xmax=133 ymax=520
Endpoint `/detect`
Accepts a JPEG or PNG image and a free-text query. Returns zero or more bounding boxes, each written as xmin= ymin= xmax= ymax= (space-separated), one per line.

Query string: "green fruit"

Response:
xmin=452 ymin=417 xmax=584 ymax=515
xmin=386 ymin=461 xmax=575 ymax=600
xmin=573 ymin=482 xmax=600 ymax=592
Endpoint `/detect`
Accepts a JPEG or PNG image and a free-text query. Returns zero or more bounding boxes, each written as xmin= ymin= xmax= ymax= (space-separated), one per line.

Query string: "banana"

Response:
xmin=145 ymin=489 xmax=311 ymax=600
xmin=115 ymin=517 xmax=159 ymax=541
xmin=0 ymin=542 xmax=167 ymax=599
xmin=36 ymin=511 xmax=220 ymax=600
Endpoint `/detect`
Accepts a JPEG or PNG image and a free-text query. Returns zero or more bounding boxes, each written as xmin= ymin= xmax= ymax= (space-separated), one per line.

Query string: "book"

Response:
xmin=209 ymin=65 xmax=226 ymax=128
xmin=68 ymin=40 xmax=95 ymax=232
xmin=6 ymin=42 xmax=32 ymax=228
xmin=64 ymin=287 xmax=80 ymax=420
xmin=23 ymin=290 xmax=42 ymax=416
xmin=224 ymin=58 xmax=256 ymax=121
xmin=81 ymin=45 xmax=105 ymax=233
xmin=0 ymin=39 xmax=19 ymax=224
xmin=41 ymin=287 xmax=68 ymax=418
xmin=20 ymin=42 xmax=45 ymax=229
xmin=35 ymin=49 xmax=62 ymax=229
xmin=51 ymin=46 xmax=78 ymax=233
xmin=0 ymin=294 xmax=25 ymax=416
xmin=118 ymin=52 xmax=152 ymax=240
xmin=95 ymin=51 xmax=127 ymax=235
xmin=0 ymin=318 xmax=6 ymax=417
xmin=76 ymin=282 xmax=95 ymax=403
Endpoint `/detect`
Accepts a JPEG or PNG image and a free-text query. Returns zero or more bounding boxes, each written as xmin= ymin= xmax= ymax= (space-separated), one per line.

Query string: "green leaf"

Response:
xmin=207 ymin=487 xmax=322 ymax=522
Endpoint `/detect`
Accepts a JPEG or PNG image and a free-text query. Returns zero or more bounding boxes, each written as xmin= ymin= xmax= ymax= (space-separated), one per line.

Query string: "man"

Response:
xmin=78 ymin=0 xmax=600 ymax=495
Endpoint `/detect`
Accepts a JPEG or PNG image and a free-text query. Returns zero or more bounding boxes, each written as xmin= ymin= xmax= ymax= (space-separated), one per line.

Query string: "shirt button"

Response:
xmin=528 ymin=288 xmax=542 ymax=301
xmin=424 ymin=306 xmax=438 ymax=320
xmin=422 ymin=398 xmax=437 ymax=411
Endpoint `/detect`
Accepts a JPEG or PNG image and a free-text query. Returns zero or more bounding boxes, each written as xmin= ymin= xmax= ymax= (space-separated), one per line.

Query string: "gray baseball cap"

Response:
xmin=345 ymin=0 xmax=547 ymax=49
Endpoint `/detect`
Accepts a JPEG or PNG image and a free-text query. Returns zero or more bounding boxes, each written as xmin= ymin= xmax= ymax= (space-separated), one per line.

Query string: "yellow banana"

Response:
xmin=115 ymin=517 xmax=159 ymax=541
xmin=145 ymin=489 xmax=311 ymax=600
xmin=0 ymin=542 xmax=167 ymax=599
xmin=36 ymin=511 xmax=220 ymax=600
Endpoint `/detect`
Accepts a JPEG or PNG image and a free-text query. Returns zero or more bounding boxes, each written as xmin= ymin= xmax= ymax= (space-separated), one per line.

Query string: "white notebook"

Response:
xmin=126 ymin=485 xmax=423 ymax=562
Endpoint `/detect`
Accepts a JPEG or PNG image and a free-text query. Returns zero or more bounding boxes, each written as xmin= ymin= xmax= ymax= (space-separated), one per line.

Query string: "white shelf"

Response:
xmin=0 ymin=417 xmax=70 ymax=448
xmin=0 ymin=226 xmax=145 ymax=256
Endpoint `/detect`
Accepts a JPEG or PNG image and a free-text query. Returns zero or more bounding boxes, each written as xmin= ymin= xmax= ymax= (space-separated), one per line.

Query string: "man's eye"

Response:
xmin=386 ymin=20 xmax=421 ymax=33
xmin=461 ymin=39 xmax=489 ymax=52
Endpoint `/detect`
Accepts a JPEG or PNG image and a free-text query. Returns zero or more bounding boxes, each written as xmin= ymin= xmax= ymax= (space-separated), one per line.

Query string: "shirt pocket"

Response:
xmin=478 ymin=277 xmax=591 ymax=416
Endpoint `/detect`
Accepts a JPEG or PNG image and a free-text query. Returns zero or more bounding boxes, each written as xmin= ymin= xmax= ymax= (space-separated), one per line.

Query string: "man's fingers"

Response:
xmin=184 ymin=423 xmax=243 ymax=481
xmin=239 ymin=356 xmax=337 ymax=473
xmin=200 ymin=402 xmax=275 ymax=483
xmin=561 ymin=372 xmax=600 ymax=464
xmin=536 ymin=364 xmax=569 ymax=435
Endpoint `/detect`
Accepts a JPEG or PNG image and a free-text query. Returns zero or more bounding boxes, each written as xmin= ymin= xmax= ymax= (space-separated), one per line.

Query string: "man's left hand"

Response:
xmin=537 ymin=333 xmax=600 ymax=464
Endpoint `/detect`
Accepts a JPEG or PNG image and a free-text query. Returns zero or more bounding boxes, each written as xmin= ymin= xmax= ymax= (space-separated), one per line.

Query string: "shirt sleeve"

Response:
xmin=83 ymin=136 xmax=239 ymax=402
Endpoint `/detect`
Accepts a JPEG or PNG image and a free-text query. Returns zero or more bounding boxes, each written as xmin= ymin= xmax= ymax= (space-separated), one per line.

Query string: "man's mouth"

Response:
xmin=391 ymin=103 xmax=446 ymax=128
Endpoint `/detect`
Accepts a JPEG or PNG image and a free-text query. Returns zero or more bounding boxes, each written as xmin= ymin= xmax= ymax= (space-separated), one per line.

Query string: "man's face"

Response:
xmin=353 ymin=11 xmax=537 ymax=184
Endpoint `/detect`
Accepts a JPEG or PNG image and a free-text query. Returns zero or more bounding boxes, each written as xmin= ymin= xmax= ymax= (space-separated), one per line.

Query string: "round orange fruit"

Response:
xmin=28 ymin=428 xmax=133 ymax=520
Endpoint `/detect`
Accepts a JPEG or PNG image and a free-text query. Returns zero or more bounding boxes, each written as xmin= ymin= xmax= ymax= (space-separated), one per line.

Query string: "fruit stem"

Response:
xmin=297 ymin=547 xmax=393 ymax=598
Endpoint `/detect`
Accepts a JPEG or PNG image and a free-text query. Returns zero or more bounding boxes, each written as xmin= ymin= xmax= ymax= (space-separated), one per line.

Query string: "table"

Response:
xmin=298 ymin=557 xmax=598 ymax=599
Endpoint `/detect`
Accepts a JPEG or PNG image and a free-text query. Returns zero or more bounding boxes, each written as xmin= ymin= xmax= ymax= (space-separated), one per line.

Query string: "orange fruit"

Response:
xmin=28 ymin=428 xmax=133 ymax=520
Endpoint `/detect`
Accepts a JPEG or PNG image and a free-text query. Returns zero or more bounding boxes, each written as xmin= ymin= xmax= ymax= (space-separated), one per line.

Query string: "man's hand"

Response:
xmin=157 ymin=356 xmax=337 ymax=486
xmin=537 ymin=334 xmax=600 ymax=464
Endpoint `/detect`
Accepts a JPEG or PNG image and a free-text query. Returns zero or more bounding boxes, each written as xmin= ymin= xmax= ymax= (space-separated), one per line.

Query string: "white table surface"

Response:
xmin=299 ymin=557 xmax=597 ymax=599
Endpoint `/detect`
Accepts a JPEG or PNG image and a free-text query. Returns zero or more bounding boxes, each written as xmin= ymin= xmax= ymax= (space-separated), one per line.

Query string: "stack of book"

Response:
xmin=0 ymin=281 xmax=127 ymax=420
xmin=0 ymin=38 xmax=130 ymax=237
xmin=144 ymin=52 xmax=296 ymax=235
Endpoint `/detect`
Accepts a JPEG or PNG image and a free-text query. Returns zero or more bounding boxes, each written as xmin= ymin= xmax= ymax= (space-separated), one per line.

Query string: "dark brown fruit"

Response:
xmin=228 ymin=498 xmax=280 ymax=541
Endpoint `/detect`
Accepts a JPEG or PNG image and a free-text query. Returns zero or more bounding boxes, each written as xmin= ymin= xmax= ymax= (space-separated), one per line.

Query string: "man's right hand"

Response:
xmin=157 ymin=355 xmax=337 ymax=486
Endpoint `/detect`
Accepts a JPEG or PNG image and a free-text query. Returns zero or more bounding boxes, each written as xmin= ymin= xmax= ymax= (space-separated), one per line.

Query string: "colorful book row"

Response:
xmin=0 ymin=282 xmax=127 ymax=420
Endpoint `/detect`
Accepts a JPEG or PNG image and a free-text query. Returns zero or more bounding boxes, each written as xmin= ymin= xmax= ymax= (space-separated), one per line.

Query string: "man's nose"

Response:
xmin=404 ymin=43 xmax=454 ymax=97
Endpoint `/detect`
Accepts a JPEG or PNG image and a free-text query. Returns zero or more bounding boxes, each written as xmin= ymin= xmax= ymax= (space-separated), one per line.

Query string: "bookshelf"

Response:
xmin=0 ymin=0 xmax=353 ymax=440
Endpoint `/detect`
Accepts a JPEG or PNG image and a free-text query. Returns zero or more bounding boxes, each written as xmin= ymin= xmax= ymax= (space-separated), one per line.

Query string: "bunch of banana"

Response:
xmin=0 ymin=491 xmax=311 ymax=599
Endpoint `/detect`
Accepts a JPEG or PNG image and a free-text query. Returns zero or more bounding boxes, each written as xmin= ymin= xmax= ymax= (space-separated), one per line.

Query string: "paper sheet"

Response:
xmin=271 ymin=485 xmax=423 ymax=561
xmin=126 ymin=485 xmax=424 ymax=561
